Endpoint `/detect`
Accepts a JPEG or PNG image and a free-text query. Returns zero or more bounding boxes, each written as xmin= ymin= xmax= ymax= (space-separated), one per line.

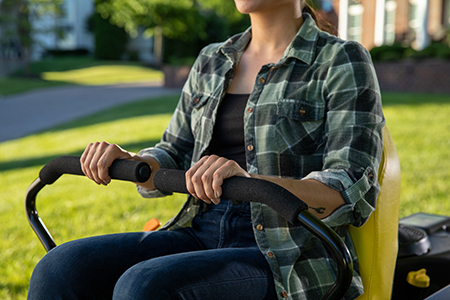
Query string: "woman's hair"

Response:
xmin=301 ymin=0 xmax=337 ymax=36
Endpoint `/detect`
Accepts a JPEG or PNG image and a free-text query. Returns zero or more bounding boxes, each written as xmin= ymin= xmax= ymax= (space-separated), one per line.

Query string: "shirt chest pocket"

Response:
xmin=190 ymin=94 xmax=210 ymax=135
xmin=275 ymin=99 xmax=326 ymax=155
xmin=276 ymin=99 xmax=325 ymax=121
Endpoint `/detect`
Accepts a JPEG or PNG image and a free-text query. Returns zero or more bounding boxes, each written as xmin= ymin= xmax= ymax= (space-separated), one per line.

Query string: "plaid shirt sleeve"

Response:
xmin=136 ymin=52 xmax=202 ymax=198
xmin=304 ymin=41 xmax=384 ymax=228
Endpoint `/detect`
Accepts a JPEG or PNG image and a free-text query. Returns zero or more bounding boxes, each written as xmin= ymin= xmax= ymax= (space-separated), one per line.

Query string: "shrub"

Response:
xmin=370 ymin=42 xmax=450 ymax=62
xmin=44 ymin=49 xmax=90 ymax=57
xmin=369 ymin=43 xmax=409 ymax=62
xmin=89 ymin=13 xmax=128 ymax=60
xmin=405 ymin=42 xmax=450 ymax=60
xmin=163 ymin=10 xmax=250 ymax=65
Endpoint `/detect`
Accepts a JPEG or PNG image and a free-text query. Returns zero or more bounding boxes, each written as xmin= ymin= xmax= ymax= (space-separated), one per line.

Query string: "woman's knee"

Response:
xmin=112 ymin=249 xmax=277 ymax=300
xmin=28 ymin=243 xmax=88 ymax=299
xmin=113 ymin=251 xmax=233 ymax=300
xmin=28 ymin=237 xmax=119 ymax=300
xmin=113 ymin=256 xmax=179 ymax=300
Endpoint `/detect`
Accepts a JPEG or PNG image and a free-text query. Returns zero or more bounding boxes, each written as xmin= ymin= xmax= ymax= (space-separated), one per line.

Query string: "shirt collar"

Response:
xmin=218 ymin=27 xmax=252 ymax=63
xmin=217 ymin=13 xmax=319 ymax=66
xmin=283 ymin=13 xmax=319 ymax=65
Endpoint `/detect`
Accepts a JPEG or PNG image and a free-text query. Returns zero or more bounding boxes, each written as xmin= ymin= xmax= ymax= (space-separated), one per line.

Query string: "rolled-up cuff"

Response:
xmin=136 ymin=147 xmax=179 ymax=198
xmin=304 ymin=167 xmax=378 ymax=227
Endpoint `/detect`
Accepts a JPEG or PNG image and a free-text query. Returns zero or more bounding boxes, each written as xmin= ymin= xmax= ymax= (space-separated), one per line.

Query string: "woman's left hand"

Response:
xmin=185 ymin=155 xmax=250 ymax=205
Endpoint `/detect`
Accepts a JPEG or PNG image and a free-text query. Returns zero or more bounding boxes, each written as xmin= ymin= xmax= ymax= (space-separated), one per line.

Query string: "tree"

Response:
xmin=96 ymin=0 xmax=204 ymax=66
xmin=95 ymin=0 xmax=249 ymax=66
xmin=0 ymin=0 xmax=63 ymax=74
xmin=0 ymin=0 xmax=64 ymax=54
xmin=88 ymin=12 xmax=129 ymax=60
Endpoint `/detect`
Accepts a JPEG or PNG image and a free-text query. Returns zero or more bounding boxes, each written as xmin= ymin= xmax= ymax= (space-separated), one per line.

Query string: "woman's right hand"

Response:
xmin=80 ymin=142 xmax=136 ymax=186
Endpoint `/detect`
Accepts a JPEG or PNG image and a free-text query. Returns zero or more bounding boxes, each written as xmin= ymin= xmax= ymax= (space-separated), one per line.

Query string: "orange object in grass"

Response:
xmin=143 ymin=218 xmax=161 ymax=231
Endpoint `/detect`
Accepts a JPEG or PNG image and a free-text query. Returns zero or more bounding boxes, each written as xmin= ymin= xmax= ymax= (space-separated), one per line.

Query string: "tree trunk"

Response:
xmin=153 ymin=26 xmax=164 ymax=67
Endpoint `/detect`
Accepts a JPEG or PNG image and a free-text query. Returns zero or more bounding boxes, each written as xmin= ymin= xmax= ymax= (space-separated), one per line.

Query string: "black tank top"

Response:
xmin=204 ymin=93 xmax=250 ymax=170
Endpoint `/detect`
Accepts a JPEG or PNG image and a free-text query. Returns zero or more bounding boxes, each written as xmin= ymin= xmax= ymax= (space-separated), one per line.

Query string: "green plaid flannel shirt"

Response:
xmin=138 ymin=13 xmax=385 ymax=300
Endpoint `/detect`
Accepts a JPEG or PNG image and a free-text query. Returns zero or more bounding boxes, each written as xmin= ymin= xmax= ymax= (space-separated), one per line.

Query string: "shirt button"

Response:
xmin=256 ymin=224 xmax=264 ymax=231
xmin=368 ymin=172 xmax=374 ymax=181
xmin=280 ymin=291 xmax=288 ymax=298
xmin=299 ymin=108 xmax=306 ymax=115
xmin=259 ymin=77 xmax=266 ymax=84
xmin=247 ymin=107 xmax=254 ymax=114
xmin=247 ymin=145 xmax=254 ymax=151
xmin=267 ymin=252 xmax=274 ymax=258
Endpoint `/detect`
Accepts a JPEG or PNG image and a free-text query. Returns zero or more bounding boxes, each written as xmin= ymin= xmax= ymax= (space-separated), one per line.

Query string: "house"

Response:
xmin=2 ymin=0 xmax=154 ymax=62
xmin=327 ymin=0 xmax=450 ymax=50
xmin=324 ymin=0 xmax=450 ymax=94
xmin=31 ymin=0 xmax=95 ymax=59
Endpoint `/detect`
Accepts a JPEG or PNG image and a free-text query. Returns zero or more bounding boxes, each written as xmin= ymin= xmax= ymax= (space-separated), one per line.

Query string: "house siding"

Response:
xmin=330 ymin=0 xmax=448 ymax=50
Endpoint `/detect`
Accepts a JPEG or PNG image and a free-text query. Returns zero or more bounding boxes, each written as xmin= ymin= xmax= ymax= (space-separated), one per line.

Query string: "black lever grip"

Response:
xmin=39 ymin=155 xmax=151 ymax=184
xmin=153 ymin=168 xmax=308 ymax=224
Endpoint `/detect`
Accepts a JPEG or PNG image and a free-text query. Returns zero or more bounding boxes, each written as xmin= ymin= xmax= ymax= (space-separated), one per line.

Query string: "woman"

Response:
xmin=28 ymin=0 xmax=384 ymax=299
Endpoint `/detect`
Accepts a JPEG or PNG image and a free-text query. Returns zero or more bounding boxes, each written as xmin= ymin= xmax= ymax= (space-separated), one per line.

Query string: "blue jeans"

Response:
xmin=28 ymin=200 xmax=277 ymax=300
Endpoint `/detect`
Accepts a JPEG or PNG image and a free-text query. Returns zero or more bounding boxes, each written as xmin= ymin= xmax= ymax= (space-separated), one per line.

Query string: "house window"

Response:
xmin=446 ymin=0 xmax=450 ymax=27
xmin=409 ymin=0 xmax=420 ymax=32
xmin=384 ymin=0 xmax=397 ymax=45
xmin=347 ymin=1 xmax=364 ymax=43
xmin=56 ymin=0 xmax=76 ymax=49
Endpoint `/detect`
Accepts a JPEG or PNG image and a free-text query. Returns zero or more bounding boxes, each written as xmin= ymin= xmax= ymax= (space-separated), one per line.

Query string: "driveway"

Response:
xmin=0 ymin=82 xmax=180 ymax=142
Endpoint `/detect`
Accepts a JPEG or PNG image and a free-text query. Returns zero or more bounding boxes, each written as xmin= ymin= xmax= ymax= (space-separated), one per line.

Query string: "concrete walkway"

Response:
xmin=0 ymin=82 xmax=180 ymax=142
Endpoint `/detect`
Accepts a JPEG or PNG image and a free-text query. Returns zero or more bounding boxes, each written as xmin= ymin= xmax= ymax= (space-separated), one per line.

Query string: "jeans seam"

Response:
xmin=217 ymin=200 xmax=232 ymax=248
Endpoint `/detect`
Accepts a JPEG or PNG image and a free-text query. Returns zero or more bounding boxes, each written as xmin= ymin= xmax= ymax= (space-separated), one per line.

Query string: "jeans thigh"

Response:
xmin=28 ymin=230 xmax=202 ymax=300
xmin=113 ymin=247 xmax=277 ymax=300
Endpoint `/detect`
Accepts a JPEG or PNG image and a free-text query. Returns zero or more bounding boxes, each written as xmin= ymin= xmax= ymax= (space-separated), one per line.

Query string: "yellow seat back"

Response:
xmin=349 ymin=126 xmax=401 ymax=300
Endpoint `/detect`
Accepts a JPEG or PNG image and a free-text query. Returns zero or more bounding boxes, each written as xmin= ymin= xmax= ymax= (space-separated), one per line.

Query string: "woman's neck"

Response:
xmin=247 ymin=4 xmax=303 ymax=60
xmin=226 ymin=2 xmax=305 ymax=94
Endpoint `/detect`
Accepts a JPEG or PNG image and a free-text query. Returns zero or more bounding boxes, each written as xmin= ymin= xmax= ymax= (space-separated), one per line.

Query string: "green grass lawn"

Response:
xmin=0 ymin=94 xmax=183 ymax=299
xmin=382 ymin=93 xmax=450 ymax=217
xmin=0 ymin=56 xmax=163 ymax=96
xmin=1 ymin=92 xmax=450 ymax=299
xmin=0 ymin=77 xmax=67 ymax=96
